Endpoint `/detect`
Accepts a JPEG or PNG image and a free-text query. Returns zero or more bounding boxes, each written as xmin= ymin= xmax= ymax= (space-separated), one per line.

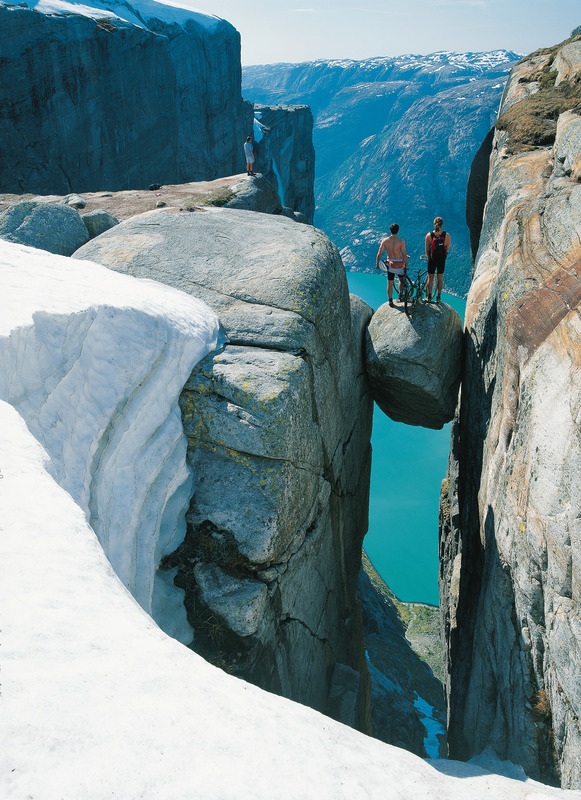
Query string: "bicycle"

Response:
xmin=379 ymin=256 xmax=430 ymax=316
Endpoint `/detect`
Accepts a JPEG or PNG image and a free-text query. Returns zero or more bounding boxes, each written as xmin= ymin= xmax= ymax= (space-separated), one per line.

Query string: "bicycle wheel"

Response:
xmin=404 ymin=280 xmax=418 ymax=316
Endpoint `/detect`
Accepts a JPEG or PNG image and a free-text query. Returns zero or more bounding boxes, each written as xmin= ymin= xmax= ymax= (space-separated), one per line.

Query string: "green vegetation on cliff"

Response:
xmin=362 ymin=551 xmax=444 ymax=683
xmin=496 ymin=33 xmax=581 ymax=153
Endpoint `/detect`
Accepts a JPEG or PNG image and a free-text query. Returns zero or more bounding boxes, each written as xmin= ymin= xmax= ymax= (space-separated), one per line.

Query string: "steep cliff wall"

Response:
xmin=0 ymin=0 xmax=253 ymax=194
xmin=75 ymin=207 xmax=374 ymax=730
xmin=440 ymin=34 xmax=581 ymax=787
xmin=252 ymin=103 xmax=316 ymax=223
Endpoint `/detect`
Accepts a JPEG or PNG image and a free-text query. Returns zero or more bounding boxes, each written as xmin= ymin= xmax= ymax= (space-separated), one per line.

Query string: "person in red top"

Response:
xmin=425 ymin=217 xmax=451 ymax=303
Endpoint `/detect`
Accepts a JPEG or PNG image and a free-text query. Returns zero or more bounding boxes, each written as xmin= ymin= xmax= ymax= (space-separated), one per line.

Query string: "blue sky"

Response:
xmin=184 ymin=0 xmax=580 ymax=65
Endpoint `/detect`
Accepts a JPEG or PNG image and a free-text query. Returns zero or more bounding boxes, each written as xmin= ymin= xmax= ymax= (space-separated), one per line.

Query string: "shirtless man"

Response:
xmin=375 ymin=223 xmax=408 ymax=308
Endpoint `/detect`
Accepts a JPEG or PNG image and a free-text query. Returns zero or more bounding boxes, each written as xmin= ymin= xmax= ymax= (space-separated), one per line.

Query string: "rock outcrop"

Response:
xmin=81 ymin=209 xmax=120 ymax=239
xmin=365 ymin=300 xmax=463 ymax=429
xmin=440 ymin=33 xmax=581 ymax=788
xmin=221 ymin=173 xmax=282 ymax=214
xmin=244 ymin=51 xmax=522 ymax=296
xmin=0 ymin=200 xmax=89 ymax=255
xmin=74 ymin=207 xmax=374 ymax=729
xmin=253 ymin=104 xmax=316 ymax=223
xmin=0 ymin=0 xmax=253 ymax=194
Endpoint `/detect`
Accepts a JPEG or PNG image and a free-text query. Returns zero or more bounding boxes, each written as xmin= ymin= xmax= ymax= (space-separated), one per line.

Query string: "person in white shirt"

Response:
xmin=244 ymin=136 xmax=255 ymax=176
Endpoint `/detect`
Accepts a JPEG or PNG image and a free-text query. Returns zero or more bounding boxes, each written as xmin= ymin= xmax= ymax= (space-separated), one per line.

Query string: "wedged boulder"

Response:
xmin=75 ymin=206 xmax=373 ymax=730
xmin=0 ymin=200 xmax=89 ymax=256
xmin=365 ymin=301 xmax=463 ymax=429
xmin=81 ymin=209 xmax=120 ymax=239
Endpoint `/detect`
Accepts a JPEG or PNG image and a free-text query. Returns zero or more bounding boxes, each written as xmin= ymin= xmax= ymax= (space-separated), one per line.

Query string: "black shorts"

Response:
xmin=388 ymin=271 xmax=405 ymax=281
xmin=427 ymin=259 xmax=445 ymax=275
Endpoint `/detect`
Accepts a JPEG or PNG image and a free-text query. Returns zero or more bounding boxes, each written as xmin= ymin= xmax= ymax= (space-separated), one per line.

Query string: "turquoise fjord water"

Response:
xmin=347 ymin=270 xmax=466 ymax=606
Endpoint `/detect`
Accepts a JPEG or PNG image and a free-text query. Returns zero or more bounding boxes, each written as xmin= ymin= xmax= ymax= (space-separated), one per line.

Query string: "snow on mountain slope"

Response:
xmin=0 ymin=239 xmax=223 ymax=642
xmin=2 ymin=241 xmax=581 ymax=798
xmin=303 ymin=49 xmax=522 ymax=74
xmin=11 ymin=0 xmax=223 ymax=32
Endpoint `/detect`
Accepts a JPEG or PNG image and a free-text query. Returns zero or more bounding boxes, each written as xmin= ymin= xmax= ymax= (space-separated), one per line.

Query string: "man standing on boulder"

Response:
xmin=376 ymin=223 xmax=408 ymax=308
xmin=244 ymin=136 xmax=255 ymax=176
xmin=425 ymin=217 xmax=451 ymax=303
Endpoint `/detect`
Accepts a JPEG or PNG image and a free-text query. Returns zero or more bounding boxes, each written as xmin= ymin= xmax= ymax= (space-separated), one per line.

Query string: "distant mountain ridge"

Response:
xmin=244 ymin=50 xmax=521 ymax=101
xmin=244 ymin=49 xmax=522 ymax=296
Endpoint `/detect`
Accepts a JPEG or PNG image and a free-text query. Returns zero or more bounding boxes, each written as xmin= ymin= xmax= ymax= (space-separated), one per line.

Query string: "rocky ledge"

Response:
xmin=0 ymin=174 xmax=294 ymax=256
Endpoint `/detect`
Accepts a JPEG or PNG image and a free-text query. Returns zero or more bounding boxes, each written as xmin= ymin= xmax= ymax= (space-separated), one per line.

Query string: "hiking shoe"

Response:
xmin=389 ymin=300 xmax=395 ymax=308
xmin=436 ymin=294 xmax=441 ymax=303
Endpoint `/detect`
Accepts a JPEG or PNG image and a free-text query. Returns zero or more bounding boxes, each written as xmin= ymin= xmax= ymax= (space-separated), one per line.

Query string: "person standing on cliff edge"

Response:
xmin=425 ymin=217 xmax=451 ymax=303
xmin=244 ymin=136 xmax=255 ymax=176
xmin=376 ymin=223 xmax=408 ymax=308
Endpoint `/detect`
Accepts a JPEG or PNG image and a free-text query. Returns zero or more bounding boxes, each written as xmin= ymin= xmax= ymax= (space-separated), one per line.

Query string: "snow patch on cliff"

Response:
xmin=0 ymin=239 xmax=223 ymax=641
xmin=7 ymin=0 xmax=224 ymax=32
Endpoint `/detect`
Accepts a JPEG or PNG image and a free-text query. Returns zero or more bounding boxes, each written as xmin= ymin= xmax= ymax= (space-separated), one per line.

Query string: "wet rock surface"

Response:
xmin=252 ymin=103 xmax=316 ymax=224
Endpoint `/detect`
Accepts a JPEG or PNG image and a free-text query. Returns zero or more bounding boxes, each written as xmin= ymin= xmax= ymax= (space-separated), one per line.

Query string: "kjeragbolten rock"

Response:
xmin=365 ymin=300 xmax=463 ymax=429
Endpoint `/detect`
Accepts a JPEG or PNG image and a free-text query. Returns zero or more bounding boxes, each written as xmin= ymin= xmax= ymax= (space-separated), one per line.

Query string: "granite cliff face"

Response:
xmin=440 ymin=34 xmax=581 ymax=787
xmin=244 ymin=51 xmax=521 ymax=296
xmin=0 ymin=0 xmax=253 ymax=194
xmin=75 ymin=207 xmax=374 ymax=729
xmin=253 ymin=103 xmax=316 ymax=223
